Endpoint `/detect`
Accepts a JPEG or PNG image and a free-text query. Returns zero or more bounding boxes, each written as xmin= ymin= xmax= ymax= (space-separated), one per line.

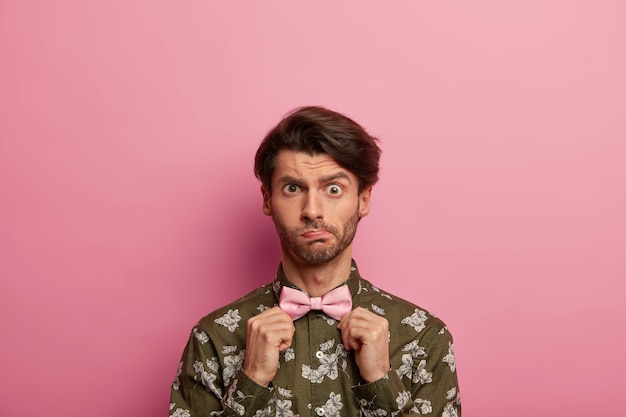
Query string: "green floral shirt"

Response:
xmin=170 ymin=262 xmax=461 ymax=417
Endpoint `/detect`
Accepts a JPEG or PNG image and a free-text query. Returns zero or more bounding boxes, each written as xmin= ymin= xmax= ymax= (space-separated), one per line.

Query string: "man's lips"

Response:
xmin=301 ymin=229 xmax=332 ymax=239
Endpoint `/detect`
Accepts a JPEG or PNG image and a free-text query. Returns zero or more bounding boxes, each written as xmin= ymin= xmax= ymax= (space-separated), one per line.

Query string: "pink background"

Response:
xmin=1 ymin=1 xmax=625 ymax=416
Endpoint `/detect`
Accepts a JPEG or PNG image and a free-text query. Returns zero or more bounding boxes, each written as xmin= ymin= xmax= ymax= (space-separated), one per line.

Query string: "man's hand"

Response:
xmin=338 ymin=307 xmax=390 ymax=383
xmin=242 ymin=307 xmax=295 ymax=386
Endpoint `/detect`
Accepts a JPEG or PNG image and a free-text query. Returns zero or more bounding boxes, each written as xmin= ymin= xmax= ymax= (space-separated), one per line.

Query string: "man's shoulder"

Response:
xmin=356 ymin=277 xmax=450 ymax=337
xmin=195 ymin=282 xmax=276 ymax=332
xmin=356 ymin=276 xmax=425 ymax=311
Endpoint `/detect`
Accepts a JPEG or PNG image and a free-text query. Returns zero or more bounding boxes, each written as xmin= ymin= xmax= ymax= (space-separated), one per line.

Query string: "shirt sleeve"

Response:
xmin=410 ymin=324 xmax=461 ymax=416
xmin=169 ymin=326 xmax=274 ymax=417
xmin=352 ymin=324 xmax=461 ymax=417
xmin=352 ymin=370 xmax=415 ymax=415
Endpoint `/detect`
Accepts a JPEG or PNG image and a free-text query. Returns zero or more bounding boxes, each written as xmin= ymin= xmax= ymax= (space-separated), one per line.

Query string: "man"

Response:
xmin=170 ymin=106 xmax=461 ymax=417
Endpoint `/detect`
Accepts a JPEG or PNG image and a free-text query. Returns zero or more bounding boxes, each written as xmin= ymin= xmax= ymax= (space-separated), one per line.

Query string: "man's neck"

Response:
xmin=280 ymin=248 xmax=354 ymax=297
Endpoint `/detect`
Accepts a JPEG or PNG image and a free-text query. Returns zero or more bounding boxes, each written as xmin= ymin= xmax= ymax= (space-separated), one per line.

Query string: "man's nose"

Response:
xmin=301 ymin=191 xmax=323 ymax=221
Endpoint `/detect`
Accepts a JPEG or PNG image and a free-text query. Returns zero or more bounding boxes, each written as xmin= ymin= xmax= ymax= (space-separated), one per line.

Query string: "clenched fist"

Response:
xmin=242 ymin=307 xmax=295 ymax=386
xmin=338 ymin=307 xmax=390 ymax=383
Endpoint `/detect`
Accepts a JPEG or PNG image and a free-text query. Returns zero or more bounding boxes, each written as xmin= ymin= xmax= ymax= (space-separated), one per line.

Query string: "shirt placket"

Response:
xmin=307 ymin=312 xmax=340 ymax=417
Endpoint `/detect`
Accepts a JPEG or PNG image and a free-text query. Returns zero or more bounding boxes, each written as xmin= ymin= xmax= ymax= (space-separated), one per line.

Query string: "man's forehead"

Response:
xmin=272 ymin=150 xmax=356 ymax=182
xmin=276 ymin=151 xmax=338 ymax=168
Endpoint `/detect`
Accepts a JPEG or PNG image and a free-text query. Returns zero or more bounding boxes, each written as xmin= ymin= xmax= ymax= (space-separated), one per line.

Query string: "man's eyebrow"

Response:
xmin=276 ymin=172 xmax=353 ymax=185
xmin=276 ymin=175 xmax=305 ymax=185
xmin=319 ymin=172 xmax=352 ymax=184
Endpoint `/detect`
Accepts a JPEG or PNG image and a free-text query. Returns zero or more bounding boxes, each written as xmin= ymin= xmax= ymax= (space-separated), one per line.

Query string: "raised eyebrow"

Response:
xmin=276 ymin=173 xmax=352 ymax=187
xmin=320 ymin=172 xmax=353 ymax=184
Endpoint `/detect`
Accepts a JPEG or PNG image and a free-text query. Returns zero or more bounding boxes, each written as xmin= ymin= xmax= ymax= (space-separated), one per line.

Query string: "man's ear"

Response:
xmin=261 ymin=186 xmax=272 ymax=216
xmin=358 ymin=187 xmax=372 ymax=218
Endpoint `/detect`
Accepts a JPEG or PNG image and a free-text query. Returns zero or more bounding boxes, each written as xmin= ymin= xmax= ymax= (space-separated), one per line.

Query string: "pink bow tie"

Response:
xmin=279 ymin=285 xmax=352 ymax=321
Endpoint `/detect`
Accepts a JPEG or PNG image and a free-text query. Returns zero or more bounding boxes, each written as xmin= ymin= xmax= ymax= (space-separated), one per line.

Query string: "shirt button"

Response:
xmin=315 ymin=351 xmax=324 ymax=359
xmin=315 ymin=407 xmax=325 ymax=416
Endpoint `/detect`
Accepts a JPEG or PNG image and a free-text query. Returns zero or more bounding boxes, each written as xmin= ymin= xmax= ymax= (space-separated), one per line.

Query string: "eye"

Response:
xmin=327 ymin=184 xmax=342 ymax=195
xmin=283 ymin=184 xmax=301 ymax=193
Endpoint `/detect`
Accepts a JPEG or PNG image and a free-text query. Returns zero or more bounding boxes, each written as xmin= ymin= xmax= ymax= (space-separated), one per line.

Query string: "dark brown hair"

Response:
xmin=254 ymin=106 xmax=381 ymax=193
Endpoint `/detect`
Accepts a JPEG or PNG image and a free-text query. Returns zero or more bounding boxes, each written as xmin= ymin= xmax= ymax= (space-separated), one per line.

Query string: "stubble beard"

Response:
xmin=273 ymin=207 xmax=360 ymax=265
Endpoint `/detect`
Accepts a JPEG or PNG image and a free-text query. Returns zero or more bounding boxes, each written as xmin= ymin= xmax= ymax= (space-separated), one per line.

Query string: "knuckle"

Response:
xmin=247 ymin=317 xmax=259 ymax=331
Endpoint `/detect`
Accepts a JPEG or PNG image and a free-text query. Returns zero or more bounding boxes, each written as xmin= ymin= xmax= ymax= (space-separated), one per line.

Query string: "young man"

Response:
xmin=170 ymin=106 xmax=461 ymax=417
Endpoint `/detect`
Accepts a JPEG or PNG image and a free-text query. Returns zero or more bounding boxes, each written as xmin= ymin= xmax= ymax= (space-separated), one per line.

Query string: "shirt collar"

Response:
xmin=272 ymin=259 xmax=362 ymax=301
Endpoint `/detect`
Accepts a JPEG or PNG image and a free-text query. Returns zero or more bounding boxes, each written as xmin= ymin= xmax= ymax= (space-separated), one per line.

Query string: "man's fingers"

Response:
xmin=338 ymin=307 xmax=388 ymax=348
xmin=337 ymin=307 xmax=390 ymax=382
xmin=243 ymin=307 xmax=295 ymax=386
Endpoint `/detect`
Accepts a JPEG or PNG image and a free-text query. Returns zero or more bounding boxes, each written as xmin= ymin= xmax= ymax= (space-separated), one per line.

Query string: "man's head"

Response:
xmin=254 ymin=106 xmax=381 ymax=266
xmin=254 ymin=106 xmax=381 ymax=194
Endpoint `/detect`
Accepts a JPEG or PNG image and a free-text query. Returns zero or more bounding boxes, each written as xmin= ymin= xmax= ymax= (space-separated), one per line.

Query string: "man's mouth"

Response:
xmin=301 ymin=229 xmax=331 ymax=239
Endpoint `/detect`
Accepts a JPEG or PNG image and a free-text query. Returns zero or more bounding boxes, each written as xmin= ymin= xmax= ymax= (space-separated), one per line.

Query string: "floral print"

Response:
xmin=302 ymin=339 xmax=349 ymax=383
xmin=319 ymin=392 xmax=344 ymax=417
xmin=401 ymin=309 xmax=429 ymax=333
xmin=442 ymin=342 xmax=456 ymax=373
xmin=192 ymin=357 xmax=222 ymax=397
xmin=171 ymin=408 xmax=191 ymax=417
xmin=414 ymin=399 xmax=432 ymax=415
xmin=356 ymin=396 xmax=388 ymax=417
xmin=214 ymin=309 xmax=241 ymax=333
xmin=194 ymin=328 xmax=210 ymax=344
xmin=395 ymin=391 xmax=411 ymax=412
xmin=223 ymin=350 xmax=245 ymax=386
xmin=413 ymin=360 xmax=434 ymax=385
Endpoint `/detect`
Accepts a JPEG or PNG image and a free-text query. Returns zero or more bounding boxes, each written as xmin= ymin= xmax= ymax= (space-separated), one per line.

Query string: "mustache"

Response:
xmin=297 ymin=221 xmax=338 ymax=235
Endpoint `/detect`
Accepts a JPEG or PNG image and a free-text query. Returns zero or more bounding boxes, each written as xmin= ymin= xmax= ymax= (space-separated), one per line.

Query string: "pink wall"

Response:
xmin=1 ymin=1 xmax=624 ymax=416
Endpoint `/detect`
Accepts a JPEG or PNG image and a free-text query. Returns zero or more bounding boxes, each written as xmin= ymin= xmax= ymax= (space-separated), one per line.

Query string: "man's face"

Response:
xmin=262 ymin=150 xmax=371 ymax=265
